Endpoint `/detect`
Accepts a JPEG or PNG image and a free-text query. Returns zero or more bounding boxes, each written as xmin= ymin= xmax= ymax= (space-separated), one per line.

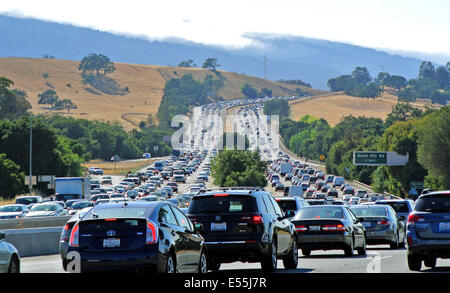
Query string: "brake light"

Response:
xmin=214 ymin=194 xmax=229 ymax=197
xmin=240 ymin=215 xmax=263 ymax=225
xmin=407 ymin=214 xmax=425 ymax=224
xmin=69 ymin=223 xmax=79 ymax=247
xmin=104 ymin=218 xmax=117 ymax=222
xmin=295 ymin=225 xmax=307 ymax=232
xmin=61 ymin=224 xmax=70 ymax=242
xmin=377 ymin=220 xmax=390 ymax=226
xmin=146 ymin=220 xmax=158 ymax=244
xmin=323 ymin=224 xmax=346 ymax=232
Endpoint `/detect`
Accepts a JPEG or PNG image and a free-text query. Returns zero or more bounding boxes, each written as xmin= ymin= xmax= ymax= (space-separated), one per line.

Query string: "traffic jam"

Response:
xmin=1 ymin=97 xmax=450 ymax=274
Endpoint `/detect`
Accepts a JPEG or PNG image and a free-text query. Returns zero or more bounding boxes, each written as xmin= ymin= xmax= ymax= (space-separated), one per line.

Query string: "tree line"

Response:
xmin=280 ymin=102 xmax=449 ymax=197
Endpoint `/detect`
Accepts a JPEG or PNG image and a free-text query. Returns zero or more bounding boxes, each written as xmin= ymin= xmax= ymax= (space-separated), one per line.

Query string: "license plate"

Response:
xmin=103 ymin=238 xmax=120 ymax=248
xmin=439 ymin=222 xmax=450 ymax=232
xmin=211 ymin=222 xmax=227 ymax=231
xmin=309 ymin=226 xmax=321 ymax=231
xmin=362 ymin=222 xmax=371 ymax=228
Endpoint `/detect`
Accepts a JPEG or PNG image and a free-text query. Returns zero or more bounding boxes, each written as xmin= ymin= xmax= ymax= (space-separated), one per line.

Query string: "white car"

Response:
xmin=0 ymin=231 xmax=20 ymax=273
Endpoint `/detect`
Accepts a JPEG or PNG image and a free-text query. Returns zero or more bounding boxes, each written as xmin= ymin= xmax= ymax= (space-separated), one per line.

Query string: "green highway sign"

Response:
xmin=354 ymin=152 xmax=387 ymax=165
xmin=410 ymin=181 xmax=424 ymax=189
xmin=353 ymin=151 xmax=408 ymax=166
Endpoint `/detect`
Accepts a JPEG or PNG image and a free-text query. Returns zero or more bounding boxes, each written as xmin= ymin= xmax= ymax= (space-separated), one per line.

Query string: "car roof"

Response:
xmin=419 ymin=191 xmax=450 ymax=197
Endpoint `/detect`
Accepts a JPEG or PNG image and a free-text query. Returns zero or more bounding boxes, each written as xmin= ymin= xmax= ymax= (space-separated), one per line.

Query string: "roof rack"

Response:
xmin=197 ymin=186 xmax=266 ymax=194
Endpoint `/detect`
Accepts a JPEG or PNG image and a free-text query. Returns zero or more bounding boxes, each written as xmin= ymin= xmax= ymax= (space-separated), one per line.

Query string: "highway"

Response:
xmin=11 ymin=97 xmax=450 ymax=274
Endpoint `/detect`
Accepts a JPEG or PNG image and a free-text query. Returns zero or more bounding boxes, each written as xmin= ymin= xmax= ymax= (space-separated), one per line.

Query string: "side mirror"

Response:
xmin=0 ymin=231 xmax=5 ymax=240
xmin=194 ymin=223 xmax=204 ymax=233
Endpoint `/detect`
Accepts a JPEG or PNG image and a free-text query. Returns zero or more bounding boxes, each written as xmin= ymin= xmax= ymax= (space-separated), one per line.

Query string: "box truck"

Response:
xmin=54 ymin=177 xmax=91 ymax=201
xmin=280 ymin=163 xmax=293 ymax=176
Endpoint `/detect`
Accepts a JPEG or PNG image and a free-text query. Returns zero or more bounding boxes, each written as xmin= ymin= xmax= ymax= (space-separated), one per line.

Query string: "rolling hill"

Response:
xmin=0 ymin=57 xmax=322 ymax=129
xmin=288 ymin=90 xmax=440 ymax=126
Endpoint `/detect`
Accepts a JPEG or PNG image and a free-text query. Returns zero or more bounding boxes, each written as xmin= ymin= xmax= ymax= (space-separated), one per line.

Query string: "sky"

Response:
xmin=1 ymin=0 xmax=450 ymax=62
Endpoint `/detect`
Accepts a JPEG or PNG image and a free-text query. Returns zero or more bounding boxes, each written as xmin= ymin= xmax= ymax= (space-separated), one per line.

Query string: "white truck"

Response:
xmin=54 ymin=177 xmax=91 ymax=202
xmin=280 ymin=163 xmax=293 ymax=177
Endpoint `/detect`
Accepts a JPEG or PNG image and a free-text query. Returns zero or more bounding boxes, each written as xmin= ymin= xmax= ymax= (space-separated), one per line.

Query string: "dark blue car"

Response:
xmin=67 ymin=201 xmax=208 ymax=273
xmin=406 ymin=191 xmax=450 ymax=271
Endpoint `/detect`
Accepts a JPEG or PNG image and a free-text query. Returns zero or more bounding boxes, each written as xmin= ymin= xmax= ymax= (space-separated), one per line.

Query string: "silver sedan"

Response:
xmin=0 ymin=231 xmax=20 ymax=273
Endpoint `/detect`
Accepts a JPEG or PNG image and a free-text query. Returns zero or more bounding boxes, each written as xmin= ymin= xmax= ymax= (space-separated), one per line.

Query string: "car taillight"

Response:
xmin=61 ymin=224 xmax=70 ymax=242
xmin=146 ymin=220 xmax=158 ymax=244
xmin=295 ymin=225 xmax=307 ymax=232
xmin=323 ymin=224 xmax=346 ymax=232
xmin=240 ymin=215 xmax=263 ymax=225
xmin=377 ymin=220 xmax=390 ymax=225
xmin=407 ymin=214 xmax=425 ymax=224
xmin=69 ymin=223 xmax=79 ymax=247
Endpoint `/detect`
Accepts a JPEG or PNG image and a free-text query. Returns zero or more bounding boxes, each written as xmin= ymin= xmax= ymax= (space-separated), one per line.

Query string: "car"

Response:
xmin=406 ymin=191 xmax=450 ymax=271
xmin=349 ymin=197 xmax=361 ymax=205
xmin=173 ymin=175 xmax=186 ymax=183
xmin=0 ymin=231 xmax=20 ymax=273
xmin=291 ymin=205 xmax=366 ymax=256
xmin=24 ymin=202 xmax=66 ymax=217
xmin=375 ymin=199 xmax=415 ymax=226
xmin=343 ymin=186 xmax=355 ymax=196
xmin=59 ymin=207 xmax=93 ymax=271
xmin=275 ymin=197 xmax=309 ymax=220
xmin=356 ymin=190 xmax=368 ymax=198
xmin=65 ymin=199 xmax=84 ymax=210
xmin=67 ymin=201 xmax=94 ymax=215
xmin=94 ymin=199 xmax=110 ymax=206
xmin=89 ymin=167 xmax=104 ymax=175
xmin=0 ymin=204 xmax=29 ymax=219
xmin=349 ymin=205 xmax=406 ymax=249
xmin=137 ymin=196 xmax=161 ymax=202
xmin=285 ymin=173 xmax=293 ymax=181
xmin=166 ymin=183 xmax=179 ymax=193
xmin=326 ymin=188 xmax=339 ymax=198
xmin=274 ymin=183 xmax=285 ymax=191
xmin=284 ymin=185 xmax=304 ymax=197
xmin=332 ymin=176 xmax=345 ymax=187
xmin=101 ymin=176 xmax=113 ymax=185
xmin=66 ymin=201 xmax=208 ymax=273
xmin=305 ymin=199 xmax=327 ymax=206
xmin=91 ymin=194 xmax=110 ymax=202
xmin=197 ymin=175 xmax=209 ymax=182
xmin=15 ymin=196 xmax=42 ymax=206
xmin=186 ymin=188 xmax=298 ymax=272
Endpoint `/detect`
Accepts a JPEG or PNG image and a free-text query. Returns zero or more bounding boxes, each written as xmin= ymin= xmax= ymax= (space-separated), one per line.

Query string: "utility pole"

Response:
xmin=263 ymin=56 xmax=268 ymax=79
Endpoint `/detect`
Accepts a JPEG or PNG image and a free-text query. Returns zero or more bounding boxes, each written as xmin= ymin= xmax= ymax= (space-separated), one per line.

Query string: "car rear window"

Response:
xmin=276 ymin=200 xmax=297 ymax=212
xmin=297 ymin=207 xmax=344 ymax=219
xmin=378 ymin=202 xmax=410 ymax=213
xmin=189 ymin=195 xmax=257 ymax=213
xmin=350 ymin=207 xmax=389 ymax=217
xmin=85 ymin=206 xmax=152 ymax=219
xmin=415 ymin=195 xmax=450 ymax=212
xmin=16 ymin=198 xmax=37 ymax=205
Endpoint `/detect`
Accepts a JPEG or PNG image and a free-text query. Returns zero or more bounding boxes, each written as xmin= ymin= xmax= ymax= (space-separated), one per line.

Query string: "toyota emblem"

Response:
xmin=215 ymin=216 xmax=221 ymax=221
xmin=107 ymin=230 xmax=116 ymax=237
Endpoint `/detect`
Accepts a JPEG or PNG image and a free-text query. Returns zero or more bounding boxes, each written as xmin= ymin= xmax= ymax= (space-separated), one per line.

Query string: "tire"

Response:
xmin=357 ymin=237 xmax=367 ymax=256
xmin=302 ymin=249 xmax=311 ymax=257
xmin=424 ymin=257 xmax=437 ymax=268
xmin=198 ymin=250 xmax=208 ymax=274
xmin=165 ymin=253 xmax=176 ymax=273
xmin=283 ymin=239 xmax=298 ymax=269
xmin=407 ymin=254 xmax=422 ymax=271
xmin=7 ymin=255 xmax=19 ymax=273
xmin=261 ymin=240 xmax=277 ymax=272
xmin=390 ymin=233 xmax=399 ymax=249
xmin=344 ymin=237 xmax=354 ymax=256
xmin=208 ymin=260 xmax=221 ymax=272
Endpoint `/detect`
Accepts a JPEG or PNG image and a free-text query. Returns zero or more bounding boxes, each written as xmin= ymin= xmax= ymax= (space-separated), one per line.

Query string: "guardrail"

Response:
xmin=0 ymin=215 xmax=71 ymax=230
xmin=4 ymin=227 xmax=63 ymax=257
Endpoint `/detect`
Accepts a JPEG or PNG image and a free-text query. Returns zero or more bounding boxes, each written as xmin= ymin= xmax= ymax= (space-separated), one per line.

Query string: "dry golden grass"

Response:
xmin=289 ymin=90 xmax=439 ymax=125
xmin=0 ymin=57 xmax=322 ymax=130
xmin=82 ymin=159 xmax=155 ymax=176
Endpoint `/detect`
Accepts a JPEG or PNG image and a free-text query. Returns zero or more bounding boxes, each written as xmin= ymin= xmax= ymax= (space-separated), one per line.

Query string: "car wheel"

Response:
xmin=407 ymin=254 xmax=422 ymax=271
xmin=301 ymin=249 xmax=311 ymax=257
xmin=390 ymin=232 xmax=399 ymax=249
xmin=261 ymin=240 xmax=277 ymax=272
xmin=283 ymin=239 xmax=298 ymax=269
xmin=208 ymin=260 xmax=221 ymax=272
xmin=357 ymin=237 xmax=367 ymax=256
xmin=424 ymin=257 xmax=437 ymax=268
xmin=165 ymin=253 xmax=176 ymax=273
xmin=8 ymin=255 xmax=20 ymax=273
xmin=344 ymin=237 xmax=354 ymax=256
xmin=198 ymin=250 xmax=208 ymax=274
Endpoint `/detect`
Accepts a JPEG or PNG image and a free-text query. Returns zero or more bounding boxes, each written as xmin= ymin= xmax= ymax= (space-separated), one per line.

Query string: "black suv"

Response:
xmin=186 ymin=187 xmax=298 ymax=272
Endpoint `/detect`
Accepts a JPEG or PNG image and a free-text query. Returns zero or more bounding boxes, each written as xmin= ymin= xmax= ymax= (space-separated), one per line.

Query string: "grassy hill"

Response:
xmin=0 ymin=57 xmax=321 ymax=129
xmin=289 ymin=90 xmax=440 ymax=126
